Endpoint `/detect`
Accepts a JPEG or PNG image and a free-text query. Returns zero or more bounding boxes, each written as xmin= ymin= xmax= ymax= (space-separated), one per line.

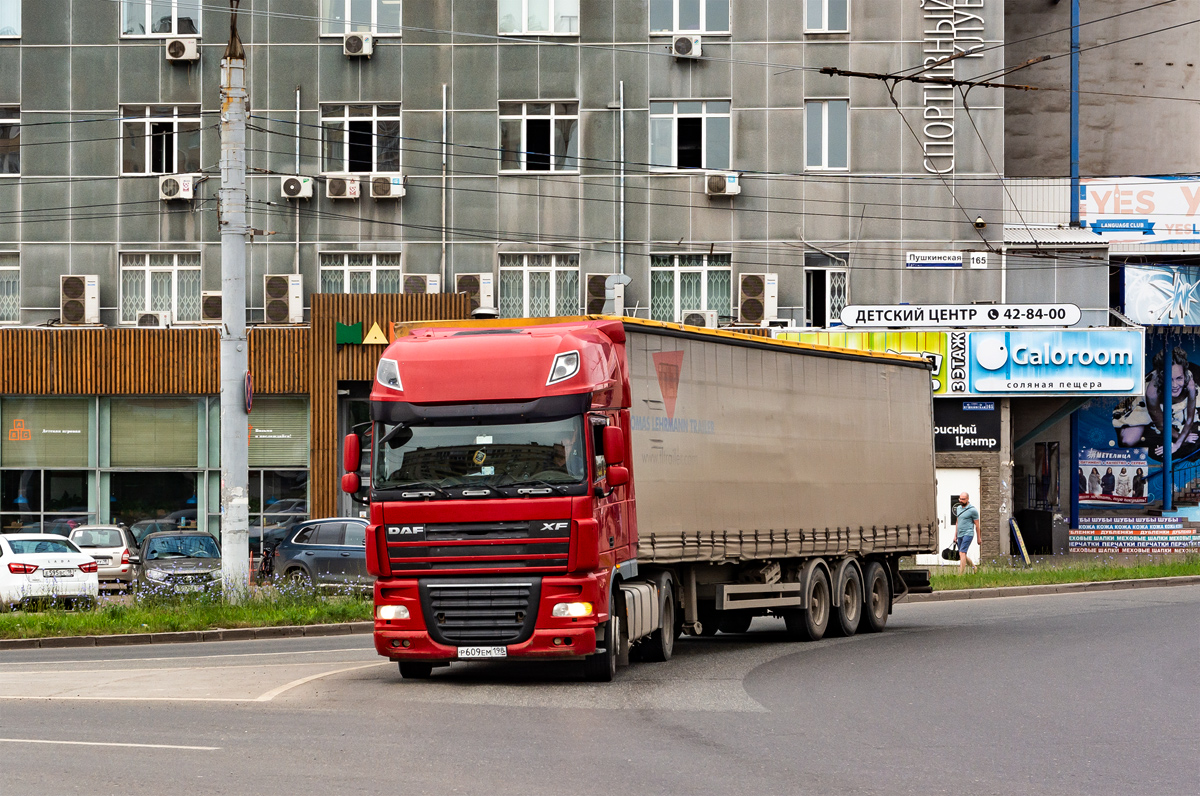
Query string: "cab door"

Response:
xmin=589 ymin=414 xmax=629 ymax=558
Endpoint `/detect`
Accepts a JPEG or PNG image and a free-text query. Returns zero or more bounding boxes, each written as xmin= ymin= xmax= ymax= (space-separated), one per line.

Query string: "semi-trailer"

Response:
xmin=340 ymin=317 xmax=938 ymax=680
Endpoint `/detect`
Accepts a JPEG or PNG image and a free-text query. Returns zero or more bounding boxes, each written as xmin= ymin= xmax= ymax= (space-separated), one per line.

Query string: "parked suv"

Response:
xmin=273 ymin=518 xmax=370 ymax=591
xmin=68 ymin=525 xmax=139 ymax=591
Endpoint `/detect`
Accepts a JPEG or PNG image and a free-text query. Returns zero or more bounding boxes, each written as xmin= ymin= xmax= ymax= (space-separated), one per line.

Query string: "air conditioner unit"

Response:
xmin=201 ymin=291 xmax=222 ymax=322
xmin=281 ymin=176 xmax=314 ymax=199
xmin=165 ymin=37 xmax=200 ymax=62
xmin=137 ymin=311 xmax=171 ymax=328
xmin=455 ymin=273 xmax=495 ymax=313
xmin=681 ymin=310 xmax=719 ymax=328
xmin=402 ymin=274 xmax=441 ymax=294
xmin=738 ymin=272 xmax=779 ymax=324
xmin=59 ymin=275 xmax=100 ymax=325
xmin=586 ymin=273 xmax=624 ymax=315
xmin=344 ymin=33 xmax=374 ymax=57
xmin=370 ymin=174 xmax=406 ymax=199
xmin=671 ymin=35 xmax=702 ymax=58
xmin=159 ymin=174 xmax=198 ymax=201
xmin=705 ymin=171 xmax=741 ymax=196
xmin=263 ymin=274 xmax=304 ymax=325
xmin=326 ymin=175 xmax=360 ymax=200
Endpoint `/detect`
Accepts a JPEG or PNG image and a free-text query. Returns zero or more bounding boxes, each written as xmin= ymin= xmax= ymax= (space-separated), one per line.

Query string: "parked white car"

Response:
xmin=0 ymin=534 xmax=100 ymax=611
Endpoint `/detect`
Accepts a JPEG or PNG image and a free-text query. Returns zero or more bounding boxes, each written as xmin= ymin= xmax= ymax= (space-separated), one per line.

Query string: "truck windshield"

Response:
xmin=374 ymin=417 xmax=587 ymax=490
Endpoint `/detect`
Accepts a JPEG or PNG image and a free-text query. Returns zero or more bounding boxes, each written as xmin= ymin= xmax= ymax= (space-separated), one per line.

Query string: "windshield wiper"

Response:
xmin=392 ymin=481 xmax=451 ymax=500
xmin=377 ymin=423 xmax=408 ymax=448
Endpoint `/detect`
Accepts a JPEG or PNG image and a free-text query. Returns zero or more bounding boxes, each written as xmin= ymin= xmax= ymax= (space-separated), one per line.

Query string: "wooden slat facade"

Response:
xmin=0 ymin=292 xmax=470 ymax=521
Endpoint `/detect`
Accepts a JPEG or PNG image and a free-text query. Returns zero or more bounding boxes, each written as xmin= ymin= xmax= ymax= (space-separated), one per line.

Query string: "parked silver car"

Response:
xmin=68 ymin=525 xmax=139 ymax=591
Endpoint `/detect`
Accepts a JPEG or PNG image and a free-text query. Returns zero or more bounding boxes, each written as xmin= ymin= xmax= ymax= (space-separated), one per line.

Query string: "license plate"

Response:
xmin=43 ymin=569 xmax=75 ymax=578
xmin=457 ymin=646 xmax=507 ymax=659
xmin=94 ymin=558 xmax=111 ymax=564
xmin=177 ymin=584 xmax=203 ymax=593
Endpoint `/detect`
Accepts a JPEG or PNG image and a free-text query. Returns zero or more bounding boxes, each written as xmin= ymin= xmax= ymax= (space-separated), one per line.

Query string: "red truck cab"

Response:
xmin=341 ymin=319 xmax=635 ymax=680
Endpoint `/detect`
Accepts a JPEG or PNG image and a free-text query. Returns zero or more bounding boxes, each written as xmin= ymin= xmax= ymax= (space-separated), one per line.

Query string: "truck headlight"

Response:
xmin=376 ymin=357 xmax=403 ymax=392
xmin=546 ymin=351 xmax=580 ymax=385
xmin=377 ymin=604 xmax=409 ymax=620
xmin=551 ymin=602 xmax=593 ymax=618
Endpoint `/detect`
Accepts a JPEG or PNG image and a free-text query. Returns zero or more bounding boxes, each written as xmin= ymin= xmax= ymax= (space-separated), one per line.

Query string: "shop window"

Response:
xmin=121 ymin=105 xmax=202 ymax=175
xmin=321 ymin=104 xmax=400 ymax=174
xmin=320 ymin=0 xmax=402 ymax=36
xmin=0 ymin=1 xmax=20 ymax=37
xmin=0 ymin=107 xmax=18 ymax=175
xmin=0 ymin=470 xmax=91 ymax=534
xmin=0 ymin=398 xmax=90 ymax=468
xmin=498 ymin=254 xmax=579 ymax=318
xmin=499 ymin=102 xmax=579 ymax=172
xmin=649 ymin=253 xmax=732 ymax=323
xmin=319 ymin=252 xmax=402 ymax=294
xmin=249 ymin=470 xmax=309 ymax=536
xmin=498 ymin=0 xmax=580 ymax=35
xmin=0 ymin=253 xmax=18 ymax=322
xmin=649 ymin=0 xmax=729 ymax=33
xmin=110 ymin=471 xmax=199 ymax=533
xmin=121 ymin=0 xmax=200 ymax=36
xmin=110 ymin=398 xmax=200 ymax=467
xmin=249 ymin=399 xmax=309 ymax=468
xmin=649 ymin=101 xmax=730 ymax=170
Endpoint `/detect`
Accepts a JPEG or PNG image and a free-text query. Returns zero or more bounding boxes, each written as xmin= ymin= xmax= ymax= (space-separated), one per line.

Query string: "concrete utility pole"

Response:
xmin=219 ymin=1 xmax=250 ymax=599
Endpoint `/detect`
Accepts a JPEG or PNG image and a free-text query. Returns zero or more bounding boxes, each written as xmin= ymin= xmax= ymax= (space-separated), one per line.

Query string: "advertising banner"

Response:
xmin=778 ymin=330 xmax=949 ymax=394
xmin=1080 ymin=176 xmax=1200 ymax=245
xmin=840 ymin=303 xmax=1080 ymax=328
xmin=1124 ymin=264 xmax=1200 ymax=326
xmin=967 ymin=329 xmax=1145 ymax=396
xmin=934 ymin=399 xmax=1000 ymax=452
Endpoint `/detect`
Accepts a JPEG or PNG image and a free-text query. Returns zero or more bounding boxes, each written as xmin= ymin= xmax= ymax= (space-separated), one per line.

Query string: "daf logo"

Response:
xmin=387 ymin=525 xmax=425 ymax=536
xmin=540 ymin=522 xmax=569 ymax=532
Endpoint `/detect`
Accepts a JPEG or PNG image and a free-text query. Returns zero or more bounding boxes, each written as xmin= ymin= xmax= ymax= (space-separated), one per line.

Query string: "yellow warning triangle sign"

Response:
xmin=363 ymin=322 xmax=389 ymax=345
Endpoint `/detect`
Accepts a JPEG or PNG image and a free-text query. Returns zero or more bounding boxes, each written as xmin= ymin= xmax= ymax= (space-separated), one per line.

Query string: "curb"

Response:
xmin=0 ymin=621 xmax=373 ymax=651
xmin=904 ymin=574 xmax=1200 ymax=603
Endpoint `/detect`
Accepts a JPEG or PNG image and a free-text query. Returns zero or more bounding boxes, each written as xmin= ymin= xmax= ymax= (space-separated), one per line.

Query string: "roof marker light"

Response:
xmin=376 ymin=357 xmax=403 ymax=391
xmin=547 ymin=351 xmax=580 ymax=385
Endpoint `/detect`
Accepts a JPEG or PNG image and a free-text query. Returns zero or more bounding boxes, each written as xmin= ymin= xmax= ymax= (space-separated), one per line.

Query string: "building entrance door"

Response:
xmin=918 ymin=468 xmax=982 ymax=566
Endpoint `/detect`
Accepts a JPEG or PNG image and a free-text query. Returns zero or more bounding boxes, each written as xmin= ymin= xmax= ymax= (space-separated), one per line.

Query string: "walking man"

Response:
xmin=955 ymin=491 xmax=979 ymax=575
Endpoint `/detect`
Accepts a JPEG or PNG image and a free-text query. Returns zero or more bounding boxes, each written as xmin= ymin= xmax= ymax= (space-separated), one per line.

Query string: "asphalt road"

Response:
xmin=1 ymin=586 xmax=1196 ymax=796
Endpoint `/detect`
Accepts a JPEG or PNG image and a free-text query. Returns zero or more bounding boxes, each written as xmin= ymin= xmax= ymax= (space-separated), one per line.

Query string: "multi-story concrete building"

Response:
xmin=0 ymin=2 xmax=1009 ymax=540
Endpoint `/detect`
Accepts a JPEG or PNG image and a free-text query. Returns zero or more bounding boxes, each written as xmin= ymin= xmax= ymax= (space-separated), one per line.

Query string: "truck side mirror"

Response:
xmin=341 ymin=472 xmax=361 ymax=494
xmin=602 ymin=426 xmax=625 ymax=465
xmin=343 ymin=433 xmax=360 ymax=473
xmin=606 ymin=465 xmax=629 ymax=488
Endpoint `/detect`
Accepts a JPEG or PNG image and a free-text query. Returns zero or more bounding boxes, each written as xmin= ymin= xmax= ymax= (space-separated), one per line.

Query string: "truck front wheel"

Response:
xmin=584 ymin=610 xmax=619 ymax=682
xmin=860 ymin=561 xmax=890 ymax=633
xmin=785 ymin=566 xmax=830 ymax=641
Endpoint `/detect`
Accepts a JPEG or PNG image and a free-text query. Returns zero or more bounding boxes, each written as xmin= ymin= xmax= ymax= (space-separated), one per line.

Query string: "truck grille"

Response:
xmin=419 ymin=578 xmax=541 ymax=646
xmin=388 ymin=520 xmax=570 ymax=575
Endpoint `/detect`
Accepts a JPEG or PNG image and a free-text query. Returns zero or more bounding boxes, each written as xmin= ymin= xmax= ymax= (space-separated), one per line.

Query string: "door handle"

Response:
xmin=340 ymin=552 xmax=350 ymax=557
xmin=302 ymin=551 xmax=314 ymax=556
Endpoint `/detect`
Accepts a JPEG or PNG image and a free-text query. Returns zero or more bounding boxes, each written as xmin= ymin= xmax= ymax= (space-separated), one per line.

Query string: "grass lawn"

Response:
xmin=0 ymin=587 xmax=373 ymax=640
xmin=926 ymin=555 xmax=1200 ymax=591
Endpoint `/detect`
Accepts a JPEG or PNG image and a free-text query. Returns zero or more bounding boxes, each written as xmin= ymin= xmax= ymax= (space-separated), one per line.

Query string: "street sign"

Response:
xmin=840 ymin=303 xmax=1081 ymax=328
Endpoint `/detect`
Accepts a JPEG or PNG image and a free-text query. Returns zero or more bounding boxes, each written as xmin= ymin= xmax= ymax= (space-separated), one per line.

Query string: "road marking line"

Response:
xmin=0 ymin=738 xmax=219 ymax=751
xmin=255 ymin=662 xmax=388 ymax=702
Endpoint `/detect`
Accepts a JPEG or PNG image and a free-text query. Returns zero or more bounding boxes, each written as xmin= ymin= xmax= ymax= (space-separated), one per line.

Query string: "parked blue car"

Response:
xmin=272 ymin=518 xmax=371 ymax=591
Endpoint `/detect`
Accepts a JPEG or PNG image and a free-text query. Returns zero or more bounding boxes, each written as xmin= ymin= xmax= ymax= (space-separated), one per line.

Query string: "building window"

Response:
xmin=805 ymin=100 xmax=849 ymax=170
xmin=320 ymin=252 xmax=403 ymax=294
xmin=499 ymin=102 xmax=579 ymax=172
xmin=320 ymin=0 xmax=402 ymax=36
xmin=649 ymin=101 xmax=730 ymax=170
xmin=121 ymin=0 xmax=200 ymax=36
xmin=498 ymin=0 xmax=580 ymax=35
xmin=120 ymin=252 xmax=202 ymax=324
xmin=649 ymin=0 xmax=729 ymax=34
xmin=498 ymin=254 xmax=580 ymax=318
xmin=650 ymin=254 xmax=732 ymax=323
xmin=0 ymin=253 xmax=17 ymax=323
xmin=804 ymin=253 xmax=848 ymax=327
xmin=0 ymin=0 xmax=19 ymax=37
xmin=121 ymin=106 xmax=202 ymax=175
xmin=321 ymin=105 xmax=401 ymax=174
xmin=0 ymin=107 xmax=18 ymax=175
xmin=806 ymin=0 xmax=849 ymax=33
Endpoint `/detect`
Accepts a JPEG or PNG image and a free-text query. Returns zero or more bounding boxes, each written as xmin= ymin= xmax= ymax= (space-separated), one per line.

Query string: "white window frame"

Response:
xmin=0 ymin=106 xmax=18 ymax=176
xmin=498 ymin=254 xmax=580 ymax=318
xmin=320 ymin=104 xmax=402 ymax=175
xmin=0 ymin=0 xmax=20 ymax=38
xmin=805 ymin=0 xmax=849 ymax=34
xmin=498 ymin=0 xmax=580 ymax=36
xmin=649 ymin=0 xmax=730 ymax=34
xmin=120 ymin=105 xmax=203 ymax=176
xmin=805 ymin=99 xmax=849 ymax=171
xmin=804 ymin=254 xmax=849 ymax=328
xmin=0 ymin=252 xmax=18 ymax=324
xmin=499 ymin=102 xmax=580 ymax=173
xmin=649 ymin=100 xmax=731 ymax=171
xmin=319 ymin=0 xmax=403 ymax=37
xmin=120 ymin=0 xmax=202 ymax=38
xmin=649 ymin=253 xmax=733 ymax=323
xmin=119 ymin=252 xmax=203 ymax=325
xmin=319 ymin=252 xmax=404 ymax=294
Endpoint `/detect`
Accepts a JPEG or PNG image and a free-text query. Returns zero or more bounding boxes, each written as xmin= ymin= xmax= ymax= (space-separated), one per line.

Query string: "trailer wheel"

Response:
xmin=641 ymin=584 xmax=675 ymax=662
xmin=861 ymin=561 xmax=890 ymax=633
xmin=398 ymin=662 xmax=433 ymax=679
xmin=584 ymin=608 xmax=619 ymax=682
xmin=828 ymin=564 xmax=863 ymax=638
xmin=785 ymin=566 xmax=830 ymax=641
